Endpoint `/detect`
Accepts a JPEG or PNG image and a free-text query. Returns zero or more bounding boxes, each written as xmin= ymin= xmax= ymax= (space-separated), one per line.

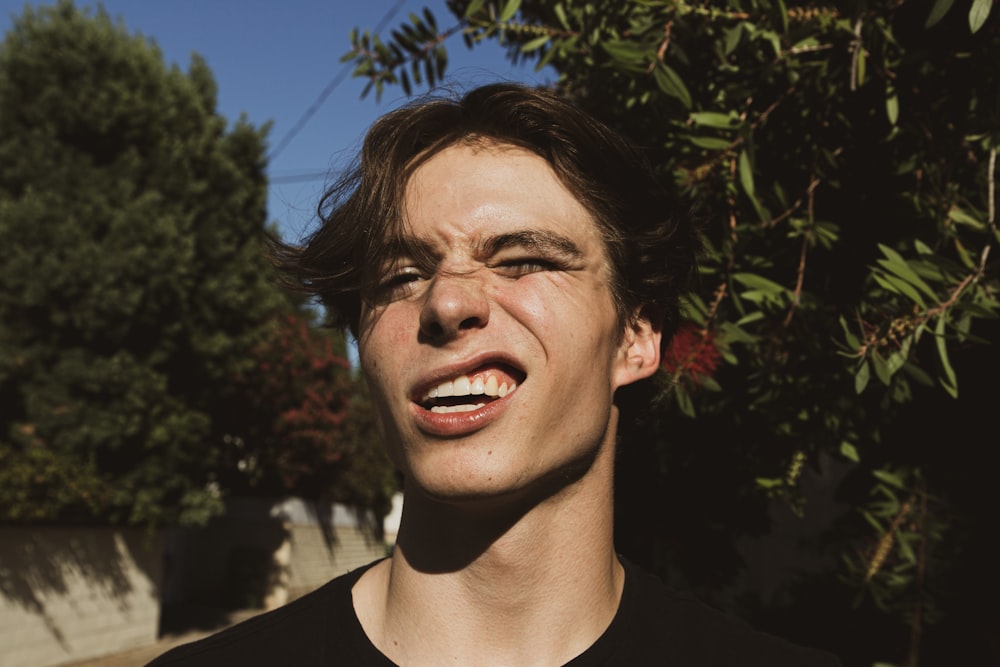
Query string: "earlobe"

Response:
xmin=614 ymin=308 xmax=662 ymax=388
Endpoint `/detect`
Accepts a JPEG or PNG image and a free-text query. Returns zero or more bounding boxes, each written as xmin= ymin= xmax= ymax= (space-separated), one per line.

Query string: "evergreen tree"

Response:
xmin=0 ymin=1 xmax=286 ymax=526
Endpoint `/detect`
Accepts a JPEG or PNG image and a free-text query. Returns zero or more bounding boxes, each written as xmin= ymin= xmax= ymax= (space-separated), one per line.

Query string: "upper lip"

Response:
xmin=409 ymin=350 xmax=526 ymax=403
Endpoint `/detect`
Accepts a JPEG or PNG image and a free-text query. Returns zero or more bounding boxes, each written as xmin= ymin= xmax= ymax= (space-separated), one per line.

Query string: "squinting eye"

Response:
xmin=496 ymin=258 xmax=561 ymax=277
xmin=372 ymin=268 xmax=424 ymax=301
xmin=386 ymin=271 xmax=421 ymax=286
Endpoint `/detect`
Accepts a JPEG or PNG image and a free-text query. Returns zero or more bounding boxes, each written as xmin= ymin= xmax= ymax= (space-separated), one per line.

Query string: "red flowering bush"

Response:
xmin=661 ymin=321 xmax=722 ymax=388
xmin=219 ymin=310 xmax=395 ymax=513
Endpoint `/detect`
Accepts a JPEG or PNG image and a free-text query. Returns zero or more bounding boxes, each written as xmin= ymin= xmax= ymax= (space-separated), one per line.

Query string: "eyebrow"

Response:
xmin=478 ymin=230 xmax=584 ymax=260
xmin=382 ymin=229 xmax=585 ymax=268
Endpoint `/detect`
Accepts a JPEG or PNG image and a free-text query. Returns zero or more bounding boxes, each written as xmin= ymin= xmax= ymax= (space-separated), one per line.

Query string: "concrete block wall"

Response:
xmin=162 ymin=497 xmax=387 ymax=614
xmin=0 ymin=499 xmax=385 ymax=667
xmin=281 ymin=501 xmax=389 ymax=600
xmin=0 ymin=526 xmax=162 ymax=667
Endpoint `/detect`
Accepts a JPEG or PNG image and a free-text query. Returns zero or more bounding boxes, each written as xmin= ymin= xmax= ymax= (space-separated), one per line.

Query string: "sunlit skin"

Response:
xmin=351 ymin=141 xmax=662 ymax=666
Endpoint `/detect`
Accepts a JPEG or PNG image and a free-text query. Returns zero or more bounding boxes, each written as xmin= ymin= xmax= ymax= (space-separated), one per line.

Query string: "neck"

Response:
xmin=353 ymin=430 xmax=622 ymax=667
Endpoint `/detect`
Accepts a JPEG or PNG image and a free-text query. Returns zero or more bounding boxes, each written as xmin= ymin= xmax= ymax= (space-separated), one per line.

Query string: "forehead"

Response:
xmin=400 ymin=141 xmax=605 ymax=252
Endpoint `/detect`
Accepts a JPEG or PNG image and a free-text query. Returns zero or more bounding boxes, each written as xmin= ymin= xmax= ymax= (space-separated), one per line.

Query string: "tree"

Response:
xmin=217 ymin=309 xmax=396 ymax=522
xmin=345 ymin=1 xmax=999 ymax=664
xmin=0 ymin=2 xmax=397 ymax=529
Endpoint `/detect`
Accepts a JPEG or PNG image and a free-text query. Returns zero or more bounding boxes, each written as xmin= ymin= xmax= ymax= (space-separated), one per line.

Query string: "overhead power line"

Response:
xmin=270 ymin=171 xmax=331 ymax=184
xmin=267 ymin=0 xmax=407 ymax=162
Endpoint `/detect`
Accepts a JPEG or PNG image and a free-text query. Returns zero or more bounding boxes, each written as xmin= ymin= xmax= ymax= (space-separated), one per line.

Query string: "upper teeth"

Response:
xmin=424 ymin=374 xmax=516 ymax=401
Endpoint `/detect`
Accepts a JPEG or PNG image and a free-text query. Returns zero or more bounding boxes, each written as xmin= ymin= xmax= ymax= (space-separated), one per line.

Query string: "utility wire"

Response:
xmin=268 ymin=0 xmax=407 ymax=162
xmin=270 ymin=170 xmax=332 ymax=184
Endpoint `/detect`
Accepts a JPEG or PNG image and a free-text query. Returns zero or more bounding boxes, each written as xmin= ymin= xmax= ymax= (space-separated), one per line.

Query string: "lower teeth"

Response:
xmin=430 ymin=403 xmax=486 ymax=414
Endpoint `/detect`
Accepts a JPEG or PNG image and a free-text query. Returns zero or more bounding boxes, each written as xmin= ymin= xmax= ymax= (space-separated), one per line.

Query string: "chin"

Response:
xmin=410 ymin=447 xmax=605 ymax=515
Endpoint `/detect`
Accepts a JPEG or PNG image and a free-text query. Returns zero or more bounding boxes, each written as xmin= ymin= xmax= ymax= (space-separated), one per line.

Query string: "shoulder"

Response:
xmin=619 ymin=561 xmax=841 ymax=667
xmin=145 ymin=560 xmax=379 ymax=667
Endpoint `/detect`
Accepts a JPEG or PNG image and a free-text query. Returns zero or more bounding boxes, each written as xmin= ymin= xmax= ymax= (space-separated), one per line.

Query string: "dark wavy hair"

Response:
xmin=269 ymin=83 xmax=699 ymax=350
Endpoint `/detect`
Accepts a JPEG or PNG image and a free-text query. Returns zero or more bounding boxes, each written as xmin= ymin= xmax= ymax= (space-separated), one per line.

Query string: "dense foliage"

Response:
xmin=0 ymin=2 xmax=394 ymax=528
xmin=346 ymin=1 xmax=999 ymax=664
xmin=218 ymin=312 xmax=396 ymax=520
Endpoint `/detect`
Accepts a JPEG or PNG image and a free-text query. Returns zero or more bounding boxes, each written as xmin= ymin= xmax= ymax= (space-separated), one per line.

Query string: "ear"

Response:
xmin=613 ymin=306 xmax=662 ymax=389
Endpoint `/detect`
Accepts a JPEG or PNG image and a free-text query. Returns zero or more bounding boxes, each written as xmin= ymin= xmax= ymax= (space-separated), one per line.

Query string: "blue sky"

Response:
xmin=1 ymin=0 xmax=554 ymax=240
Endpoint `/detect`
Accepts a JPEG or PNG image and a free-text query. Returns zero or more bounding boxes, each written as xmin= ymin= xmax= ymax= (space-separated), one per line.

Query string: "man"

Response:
xmin=150 ymin=84 xmax=839 ymax=666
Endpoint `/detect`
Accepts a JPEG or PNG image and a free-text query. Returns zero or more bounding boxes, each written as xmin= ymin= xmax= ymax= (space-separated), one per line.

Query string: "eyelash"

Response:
xmin=494 ymin=257 xmax=562 ymax=276
xmin=373 ymin=256 xmax=562 ymax=301
xmin=372 ymin=268 xmax=425 ymax=300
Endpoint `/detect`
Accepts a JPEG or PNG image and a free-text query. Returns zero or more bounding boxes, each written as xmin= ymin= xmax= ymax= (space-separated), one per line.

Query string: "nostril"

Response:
xmin=425 ymin=321 xmax=445 ymax=338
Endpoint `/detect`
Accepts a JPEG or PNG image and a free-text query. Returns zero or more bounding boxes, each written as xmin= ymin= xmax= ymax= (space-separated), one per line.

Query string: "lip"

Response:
xmin=409 ymin=351 xmax=525 ymax=437
xmin=411 ymin=392 xmax=516 ymax=437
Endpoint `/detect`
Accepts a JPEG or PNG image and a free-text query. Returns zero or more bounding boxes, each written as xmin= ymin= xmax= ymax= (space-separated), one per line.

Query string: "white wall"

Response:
xmin=0 ymin=526 xmax=162 ymax=667
xmin=161 ymin=498 xmax=387 ymax=613
xmin=0 ymin=499 xmax=386 ymax=667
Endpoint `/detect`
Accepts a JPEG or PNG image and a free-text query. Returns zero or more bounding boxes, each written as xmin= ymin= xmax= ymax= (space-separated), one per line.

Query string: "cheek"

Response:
xmin=357 ymin=317 xmax=413 ymax=422
xmin=496 ymin=277 xmax=620 ymax=345
xmin=358 ymin=308 xmax=414 ymax=367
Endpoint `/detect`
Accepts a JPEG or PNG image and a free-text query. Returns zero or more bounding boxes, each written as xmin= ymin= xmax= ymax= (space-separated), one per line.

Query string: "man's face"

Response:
xmin=357 ymin=142 xmax=659 ymax=506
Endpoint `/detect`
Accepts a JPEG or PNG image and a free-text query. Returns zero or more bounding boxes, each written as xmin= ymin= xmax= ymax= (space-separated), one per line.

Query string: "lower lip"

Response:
xmin=410 ymin=392 xmax=514 ymax=437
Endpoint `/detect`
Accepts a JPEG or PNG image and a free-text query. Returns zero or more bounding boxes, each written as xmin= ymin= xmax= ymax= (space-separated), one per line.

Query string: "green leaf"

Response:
xmin=732 ymin=272 xmax=786 ymax=294
xmin=897 ymin=532 xmax=917 ymax=563
xmin=876 ymin=244 xmax=938 ymax=299
xmin=603 ymin=39 xmax=649 ymax=66
xmin=855 ymin=45 xmax=866 ymax=87
xmin=434 ymin=45 xmax=447 ymax=78
xmin=690 ymin=111 xmax=739 ymax=129
xmin=840 ymin=316 xmax=860 ymax=349
xmin=840 ymin=441 xmax=860 ymax=462
xmin=969 ymin=0 xmax=992 ymax=32
xmin=862 ymin=510 xmax=884 ymax=532
xmin=901 ymin=361 xmax=935 ymax=387
xmin=948 ymin=206 xmax=985 ymax=230
xmin=675 ymin=384 xmax=695 ymax=417
xmin=775 ymin=0 xmax=789 ymax=33
xmin=499 ymin=0 xmax=522 ymax=22
xmin=873 ymin=469 xmax=907 ymax=490
xmin=465 ymin=0 xmax=486 ymax=18
xmin=719 ymin=321 xmax=758 ymax=344
xmin=926 ymin=0 xmax=955 ymax=28
xmin=886 ymin=350 xmax=907 ymax=376
xmin=871 ymin=349 xmax=892 ymax=385
xmin=886 ymin=89 xmax=899 ymax=126
xmin=750 ymin=27 xmax=782 ymax=58
xmin=855 ymin=360 xmax=871 ymax=394
xmin=553 ymin=3 xmax=570 ymax=30
xmin=736 ymin=311 xmax=765 ymax=326
xmin=652 ymin=63 xmax=692 ymax=109
xmin=738 ymin=150 xmax=755 ymax=197
xmin=934 ymin=316 xmax=959 ymax=397
xmin=423 ymin=7 xmax=437 ymax=31
xmin=686 ymin=135 xmax=733 ymax=150
xmin=873 ymin=272 xmax=927 ymax=308
xmin=724 ymin=24 xmax=743 ymax=56
xmin=537 ymin=43 xmax=558 ymax=70
xmin=755 ymin=477 xmax=783 ymax=489
xmin=521 ymin=35 xmax=550 ymax=53
xmin=699 ymin=375 xmax=722 ymax=392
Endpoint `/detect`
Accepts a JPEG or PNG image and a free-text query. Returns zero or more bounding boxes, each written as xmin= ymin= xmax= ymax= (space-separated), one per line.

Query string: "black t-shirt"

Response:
xmin=147 ymin=559 xmax=840 ymax=666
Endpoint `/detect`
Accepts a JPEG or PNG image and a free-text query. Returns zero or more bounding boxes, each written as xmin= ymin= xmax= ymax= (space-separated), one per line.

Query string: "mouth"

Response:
xmin=416 ymin=364 xmax=526 ymax=414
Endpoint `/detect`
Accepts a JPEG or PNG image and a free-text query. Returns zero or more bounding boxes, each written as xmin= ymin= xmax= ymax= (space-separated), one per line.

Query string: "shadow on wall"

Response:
xmin=0 ymin=526 xmax=161 ymax=655
xmin=159 ymin=500 xmax=289 ymax=635
xmin=158 ymin=496 xmax=385 ymax=637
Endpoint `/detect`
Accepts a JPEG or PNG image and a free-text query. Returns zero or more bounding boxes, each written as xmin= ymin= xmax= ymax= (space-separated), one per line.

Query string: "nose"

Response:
xmin=419 ymin=271 xmax=490 ymax=342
